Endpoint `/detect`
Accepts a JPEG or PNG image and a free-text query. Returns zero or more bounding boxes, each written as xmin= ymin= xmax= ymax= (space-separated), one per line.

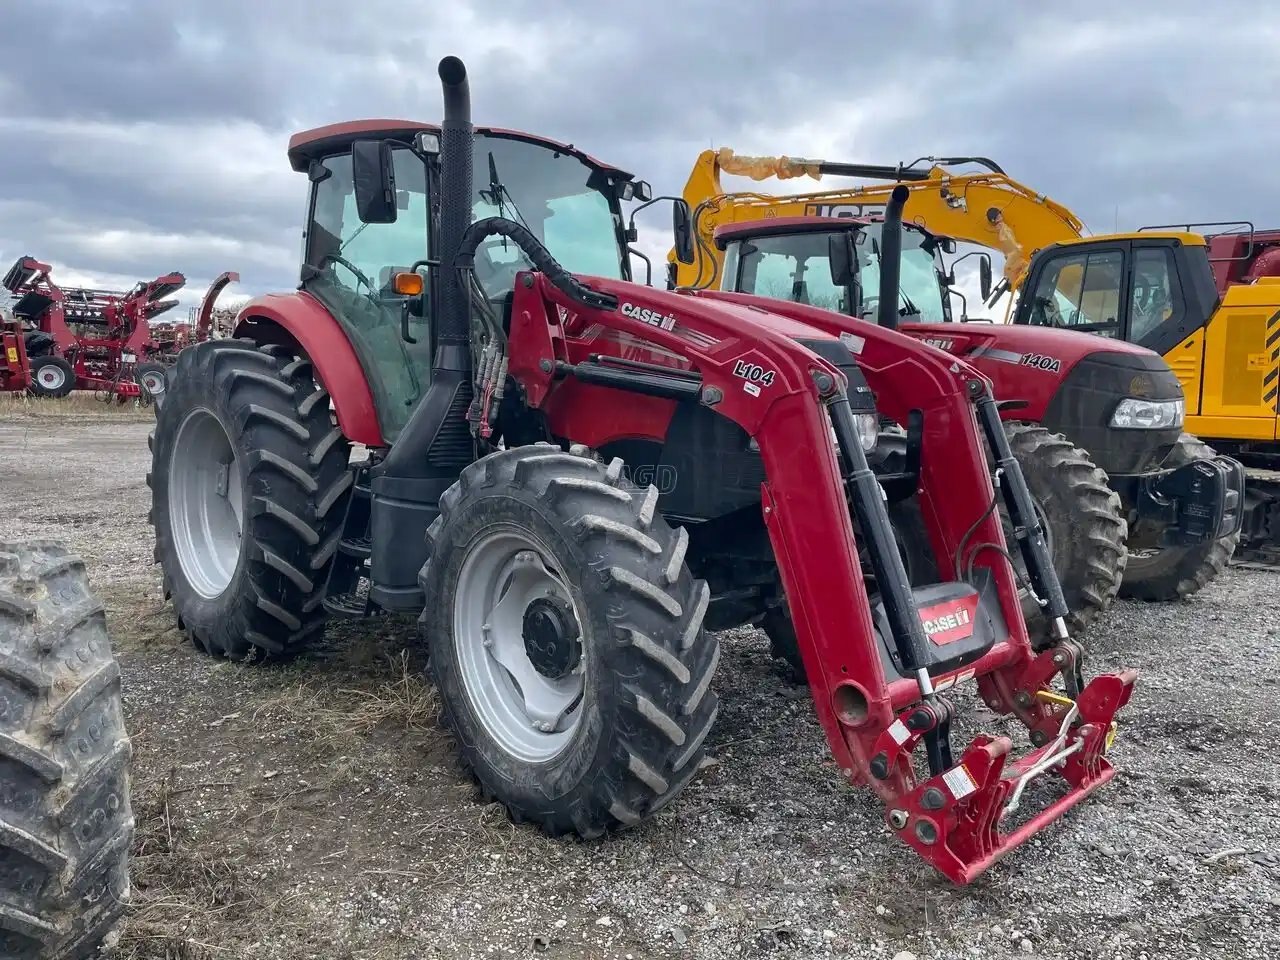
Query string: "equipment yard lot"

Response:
xmin=2 ymin=406 xmax=1277 ymax=960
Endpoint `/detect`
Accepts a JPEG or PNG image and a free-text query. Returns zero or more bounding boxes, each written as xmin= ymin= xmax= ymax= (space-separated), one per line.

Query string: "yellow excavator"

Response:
xmin=668 ymin=149 xmax=1278 ymax=571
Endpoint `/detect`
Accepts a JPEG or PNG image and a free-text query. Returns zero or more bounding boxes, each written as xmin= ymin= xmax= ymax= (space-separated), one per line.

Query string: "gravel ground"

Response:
xmin=1 ymin=406 xmax=1277 ymax=960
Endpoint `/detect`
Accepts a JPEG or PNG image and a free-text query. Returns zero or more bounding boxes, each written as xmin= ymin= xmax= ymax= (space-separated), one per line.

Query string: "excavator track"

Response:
xmin=1232 ymin=468 xmax=1280 ymax=569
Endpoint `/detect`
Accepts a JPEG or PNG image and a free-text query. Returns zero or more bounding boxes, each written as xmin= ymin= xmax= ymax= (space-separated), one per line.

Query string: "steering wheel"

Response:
xmin=319 ymin=253 xmax=377 ymax=297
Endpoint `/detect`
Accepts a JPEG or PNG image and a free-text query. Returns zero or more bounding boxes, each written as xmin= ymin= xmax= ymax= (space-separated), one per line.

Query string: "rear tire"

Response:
xmin=1001 ymin=422 xmax=1127 ymax=643
xmin=148 ymin=339 xmax=353 ymax=659
xmin=420 ymin=444 xmax=718 ymax=837
xmin=29 ymin=357 xmax=74 ymax=399
xmin=0 ymin=541 xmax=133 ymax=959
xmin=1120 ymin=433 xmax=1239 ymax=601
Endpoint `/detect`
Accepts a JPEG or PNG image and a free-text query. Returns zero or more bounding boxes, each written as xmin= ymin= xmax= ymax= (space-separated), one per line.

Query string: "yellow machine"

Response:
xmin=669 ymin=149 xmax=1280 ymax=566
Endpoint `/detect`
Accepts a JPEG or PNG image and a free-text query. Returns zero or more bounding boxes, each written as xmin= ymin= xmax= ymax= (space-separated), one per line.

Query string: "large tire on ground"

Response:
xmin=29 ymin=357 xmax=74 ymax=399
xmin=1000 ymin=422 xmax=1128 ymax=643
xmin=134 ymin=362 xmax=168 ymax=406
xmin=1120 ymin=432 xmax=1240 ymax=601
xmin=0 ymin=541 xmax=133 ymax=959
xmin=762 ymin=430 xmax=937 ymax=680
xmin=420 ymin=444 xmax=718 ymax=837
xmin=148 ymin=339 xmax=353 ymax=659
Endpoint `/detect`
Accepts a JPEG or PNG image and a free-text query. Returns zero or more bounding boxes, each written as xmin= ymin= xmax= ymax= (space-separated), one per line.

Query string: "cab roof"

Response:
xmin=713 ymin=216 xmax=875 ymax=250
xmin=286 ymin=120 xmax=635 ymax=180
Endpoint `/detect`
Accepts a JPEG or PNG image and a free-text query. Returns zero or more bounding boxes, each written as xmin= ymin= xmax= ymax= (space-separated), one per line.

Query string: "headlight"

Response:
xmin=1109 ymin=397 xmax=1184 ymax=429
xmin=831 ymin=414 xmax=879 ymax=453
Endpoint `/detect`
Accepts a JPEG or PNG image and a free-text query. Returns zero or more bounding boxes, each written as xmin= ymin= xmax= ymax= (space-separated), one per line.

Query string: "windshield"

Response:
xmin=853 ymin=223 xmax=951 ymax=324
xmin=469 ymin=133 xmax=625 ymax=299
xmin=723 ymin=223 xmax=951 ymax=324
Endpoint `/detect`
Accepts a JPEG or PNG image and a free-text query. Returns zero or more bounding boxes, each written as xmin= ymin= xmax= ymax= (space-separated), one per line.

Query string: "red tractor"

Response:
xmin=705 ymin=215 xmax=1245 ymax=623
xmin=2 ymin=257 xmax=186 ymax=401
xmin=148 ymin=57 xmax=1137 ymax=884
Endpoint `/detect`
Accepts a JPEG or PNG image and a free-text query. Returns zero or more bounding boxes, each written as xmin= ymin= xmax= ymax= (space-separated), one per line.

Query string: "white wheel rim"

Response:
xmin=37 ymin=366 xmax=66 ymax=390
xmin=141 ymin=371 xmax=166 ymax=395
xmin=168 ymin=408 xmax=243 ymax=598
xmin=454 ymin=526 xmax=586 ymax=763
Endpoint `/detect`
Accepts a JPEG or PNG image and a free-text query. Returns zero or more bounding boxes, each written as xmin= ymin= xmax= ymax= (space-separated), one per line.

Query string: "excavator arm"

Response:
xmin=670 ymin=148 xmax=1090 ymax=296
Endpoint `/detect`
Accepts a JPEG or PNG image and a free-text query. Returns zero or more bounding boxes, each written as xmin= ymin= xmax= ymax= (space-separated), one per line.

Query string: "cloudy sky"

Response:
xmin=2 ymin=1 xmax=1276 ymax=314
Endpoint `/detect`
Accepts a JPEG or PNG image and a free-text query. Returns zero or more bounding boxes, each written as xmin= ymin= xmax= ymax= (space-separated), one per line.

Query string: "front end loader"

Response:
xmin=146 ymin=57 xmax=1137 ymax=883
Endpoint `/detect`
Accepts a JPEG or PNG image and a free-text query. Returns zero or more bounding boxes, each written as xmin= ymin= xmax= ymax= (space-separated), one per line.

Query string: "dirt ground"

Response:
xmin=1 ymin=400 xmax=1277 ymax=960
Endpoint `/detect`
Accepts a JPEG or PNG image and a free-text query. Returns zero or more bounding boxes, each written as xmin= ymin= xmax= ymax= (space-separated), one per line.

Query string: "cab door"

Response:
xmin=302 ymin=144 xmax=435 ymax=442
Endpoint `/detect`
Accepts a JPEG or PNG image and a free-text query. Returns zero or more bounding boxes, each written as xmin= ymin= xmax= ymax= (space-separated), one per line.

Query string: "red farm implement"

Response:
xmin=1 ymin=316 xmax=32 ymax=394
xmin=3 ymin=256 xmax=185 ymax=401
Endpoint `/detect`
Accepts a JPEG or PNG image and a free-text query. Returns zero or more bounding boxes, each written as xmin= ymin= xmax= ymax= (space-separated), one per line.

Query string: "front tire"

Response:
xmin=420 ymin=445 xmax=719 ymax=837
xmin=1001 ymin=422 xmax=1127 ymax=642
xmin=0 ymin=541 xmax=133 ymax=959
xmin=1120 ymin=433 xmax=1239 ymax=601
xmin=148 ymin=339 xmax=352 ymax=659
xmin=29 ymin=357 xmax=74 ymax=399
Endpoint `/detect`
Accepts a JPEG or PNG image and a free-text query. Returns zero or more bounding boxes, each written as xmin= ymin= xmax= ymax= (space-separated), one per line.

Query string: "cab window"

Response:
xmin=1130 ymin=247 xmax=1180 ymax=343
xmin=304 ymin=146 xmax=433 ymax=440
xmin=1027 ymin=249 xmax=1123 ymax=336
xmin=732 ymin=233 xmax=848 ymax=311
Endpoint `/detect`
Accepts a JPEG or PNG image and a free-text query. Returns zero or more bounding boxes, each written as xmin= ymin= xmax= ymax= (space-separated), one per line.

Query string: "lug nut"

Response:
xmin=889 ymin=809 xmax=909 ymax=830
xmin=1015 ymin=691 xmax=1033 ymax=708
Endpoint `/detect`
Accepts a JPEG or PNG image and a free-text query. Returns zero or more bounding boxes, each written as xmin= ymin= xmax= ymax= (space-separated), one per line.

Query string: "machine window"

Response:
xmin=1028 ymin=249 xmax=1123 ymax=336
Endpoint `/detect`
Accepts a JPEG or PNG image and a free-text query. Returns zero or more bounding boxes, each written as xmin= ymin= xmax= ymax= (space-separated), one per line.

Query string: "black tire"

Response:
xmin=1001 ymin=422 xmax=1127 ymax=642
xmin=29 ymin=357 xmax=74 ymax=399
xmin=22 ymin=332 xmax=54 ymax=359
xmin=420 ymin=444 xmax=718 ymax=837
xmin=148 ymin=339 xmax=352 ymax=659
xmin=1120 ymin=433 xmax=1240 ymax=601
xmin=134 ymin=362 xmax=168 ymax=406
xmin=0 ymin=541 xmax=133 ymax=959
xmin=763 ymin=430 xmax=937 ymax=680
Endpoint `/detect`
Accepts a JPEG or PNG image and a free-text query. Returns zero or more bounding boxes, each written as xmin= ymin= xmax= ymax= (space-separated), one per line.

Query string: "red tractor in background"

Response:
xmin=146 ymin=57 xmax=1138 ymax=884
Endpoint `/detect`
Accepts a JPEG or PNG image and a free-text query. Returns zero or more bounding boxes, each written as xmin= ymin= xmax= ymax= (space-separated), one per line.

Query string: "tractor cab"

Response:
xmin=714 ymin=216 xmax=955 ymax=325
xmin=287 ymin=121 xmax=653 ymax=442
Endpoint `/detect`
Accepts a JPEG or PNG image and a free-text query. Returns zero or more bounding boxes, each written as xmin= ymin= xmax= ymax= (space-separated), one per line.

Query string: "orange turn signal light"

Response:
xmin=393 ymin=271 xmax=424 ymax=296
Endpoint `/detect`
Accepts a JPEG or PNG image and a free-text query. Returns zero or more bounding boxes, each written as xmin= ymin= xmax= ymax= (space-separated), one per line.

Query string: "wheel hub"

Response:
xmin=522 ymin=595 xmax=581 ymax=680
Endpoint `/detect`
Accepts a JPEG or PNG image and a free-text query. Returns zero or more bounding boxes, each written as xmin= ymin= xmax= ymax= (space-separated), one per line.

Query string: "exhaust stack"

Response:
xmin=436 ymin=55 xmax=475 ymax=348
xmin=876 ymin=184 xmax=910 ymax=332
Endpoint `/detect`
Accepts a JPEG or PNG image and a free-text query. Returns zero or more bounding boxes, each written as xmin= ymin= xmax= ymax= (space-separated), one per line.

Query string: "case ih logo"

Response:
xmin=921 ymin=337 xmax=955 ymax=351
xmin=620 ymin=301 xmax=677 ymax=330
xmin=917 ymin=594 xmax=980 ymax=646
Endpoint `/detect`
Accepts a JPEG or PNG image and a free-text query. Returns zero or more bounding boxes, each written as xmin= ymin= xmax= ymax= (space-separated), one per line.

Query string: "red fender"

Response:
xmin=234 ymin=291 xmax=383 ymax=447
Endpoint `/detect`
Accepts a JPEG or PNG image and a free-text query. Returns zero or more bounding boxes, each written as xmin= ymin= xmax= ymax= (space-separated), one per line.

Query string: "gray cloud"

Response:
xmin=1 ymin=0 xmax=1275 ymax=310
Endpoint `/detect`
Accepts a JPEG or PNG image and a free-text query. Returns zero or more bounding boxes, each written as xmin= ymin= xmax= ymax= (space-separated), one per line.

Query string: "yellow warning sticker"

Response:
xmin=4 ymin=347 xmax=16 ymax=364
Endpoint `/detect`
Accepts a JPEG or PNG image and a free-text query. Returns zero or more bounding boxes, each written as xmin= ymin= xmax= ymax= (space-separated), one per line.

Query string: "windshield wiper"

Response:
xmin=482 ymin=152 xmax=534 ymax=249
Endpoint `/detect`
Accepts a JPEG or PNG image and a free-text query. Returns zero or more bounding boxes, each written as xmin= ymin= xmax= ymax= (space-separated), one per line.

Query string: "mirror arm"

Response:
xmin=629 ymin=246 xmax=653 ymax=286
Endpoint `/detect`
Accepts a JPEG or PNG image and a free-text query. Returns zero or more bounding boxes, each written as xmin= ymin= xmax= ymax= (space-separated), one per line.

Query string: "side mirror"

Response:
xmin=673 ymin=200 xmax=695 ymax=265
xmin=979 ymin=254 xmax=993 ymax=301
xmin=828 ymin=232 xmax=858 ymax=286
xmin=352 ymin=140 xmax=397 ymax=224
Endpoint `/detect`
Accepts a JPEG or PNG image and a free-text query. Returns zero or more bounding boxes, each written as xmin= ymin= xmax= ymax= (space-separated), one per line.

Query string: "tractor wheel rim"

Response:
xmin=141 ymin=371 xmax=165 ymax=395
xmin=454 ymin=526 xmax=586 ymax=763
xmin=37 ymin=366 xmax=65 ymax=389
xmin=169 ymin=408 xmax=243 ymax=599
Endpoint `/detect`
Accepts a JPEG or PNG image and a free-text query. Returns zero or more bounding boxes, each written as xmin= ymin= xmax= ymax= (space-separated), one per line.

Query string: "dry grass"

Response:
xmin=0 ymin=391 xmax=154 ymax=420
